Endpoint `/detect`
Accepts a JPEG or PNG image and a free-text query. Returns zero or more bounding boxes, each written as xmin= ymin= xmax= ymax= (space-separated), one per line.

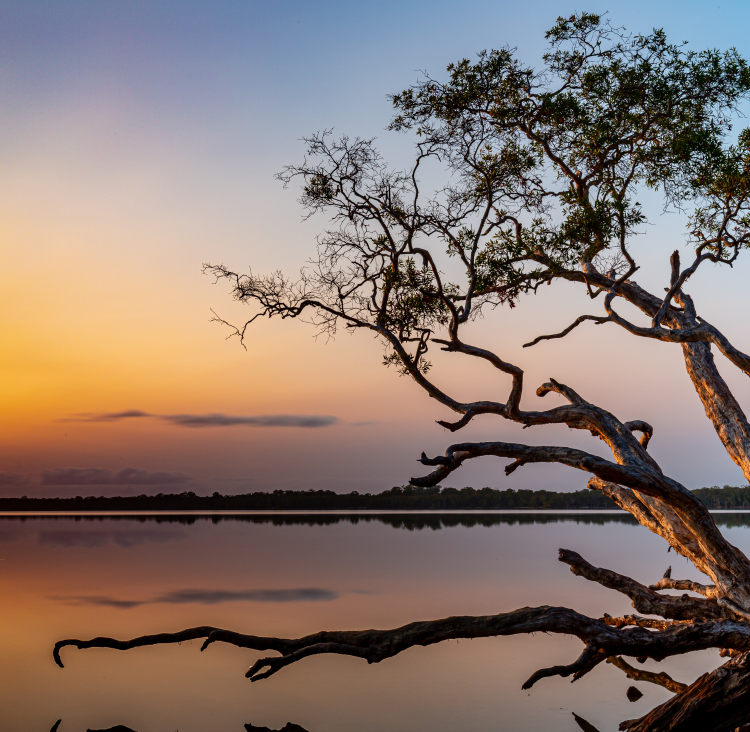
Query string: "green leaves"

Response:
xmin=303 ymin=173 xmax=336 ymax=203
xmin=258 ymin=14 xmax=750 ymax=381
xmin=385 ymin=12 xmax=750 ymax=299
xmin=379 ymin=259 xmax=451 ymax=335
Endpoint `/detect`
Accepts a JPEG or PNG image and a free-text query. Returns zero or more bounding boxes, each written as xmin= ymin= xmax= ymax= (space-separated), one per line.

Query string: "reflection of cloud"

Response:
xmin=52 ymin=587 xmax=339 ymax=608
xmin=62 ymin=411 xmax=339 ymax=428
xmin=0 ymin=524 xmax=29 ymax=543
xmin=41 ymin=467 xmax=192 ymax=486
xmin=39 ymin=529 xmax=185 ymax=548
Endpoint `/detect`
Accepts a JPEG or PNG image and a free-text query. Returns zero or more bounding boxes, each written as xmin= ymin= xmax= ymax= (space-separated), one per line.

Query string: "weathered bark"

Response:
xmin=681 ymin=341 xmax=750 ymax=483
xmin=52 ymin=604 xmax=750 ymax=683
xmin=559 ymin=549 xmax=731 ymax=621
xmin=55 ymin=545 xmax=750 ymax=731
xmin=54 ymin=550 xmax=750 ymax=688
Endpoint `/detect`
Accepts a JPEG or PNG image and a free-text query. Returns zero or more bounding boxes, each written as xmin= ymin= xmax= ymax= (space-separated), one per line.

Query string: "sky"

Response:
xmin=2 ymin=0 xmax=750 ymax=496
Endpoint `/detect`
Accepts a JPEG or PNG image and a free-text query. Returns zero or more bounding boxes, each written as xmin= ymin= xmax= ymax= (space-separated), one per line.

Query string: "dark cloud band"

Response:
xmin=41 ymin=467 xmax=192 ymax=486
xmin=52 ymin=587 xmax=339 ymax=608
xmin=0 ymin=472 xmax=28 ymax=487
xmin=62 ymin=411 xmax=339 ymax=428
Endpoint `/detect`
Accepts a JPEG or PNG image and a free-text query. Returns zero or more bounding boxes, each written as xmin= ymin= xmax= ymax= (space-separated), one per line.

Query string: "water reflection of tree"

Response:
xmin=52 ymin=721 xmax=312 ymax=732
xmin=14 ymin=509 xmax=750 ymax=529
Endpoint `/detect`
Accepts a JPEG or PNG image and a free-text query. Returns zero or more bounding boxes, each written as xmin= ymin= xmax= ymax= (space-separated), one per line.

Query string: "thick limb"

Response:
xmin=55 ymin=599 xmax=750 ymax=686
xmin=411 ymin=441 xmax=661 ymax=493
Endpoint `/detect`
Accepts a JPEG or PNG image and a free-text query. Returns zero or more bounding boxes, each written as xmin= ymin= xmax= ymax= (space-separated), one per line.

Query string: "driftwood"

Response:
xmin=55 ymin=14 xmax=750 ymax=730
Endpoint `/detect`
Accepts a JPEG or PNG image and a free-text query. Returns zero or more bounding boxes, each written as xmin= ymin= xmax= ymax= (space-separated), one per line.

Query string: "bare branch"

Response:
xmin=523 ymin=315 xmax=611 ymax=348
xmin=559 ymin=549 xmax=730 ymax=621
xmin=54 ymin=607 xmax=750 ymax=686
xmin=649 ymin=577 xmax=718 ymax=599
xmin=624 ymin=421 xmax=653 ymax=449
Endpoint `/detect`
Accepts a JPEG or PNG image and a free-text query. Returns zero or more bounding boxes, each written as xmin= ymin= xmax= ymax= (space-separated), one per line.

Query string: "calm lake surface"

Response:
xmin=3 ymin=511 xmax=750 ymax=732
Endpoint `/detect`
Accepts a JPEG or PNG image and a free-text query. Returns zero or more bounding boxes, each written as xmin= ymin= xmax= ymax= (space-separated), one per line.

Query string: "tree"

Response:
xmin=55 ymin=14 xmax=750 ymax=731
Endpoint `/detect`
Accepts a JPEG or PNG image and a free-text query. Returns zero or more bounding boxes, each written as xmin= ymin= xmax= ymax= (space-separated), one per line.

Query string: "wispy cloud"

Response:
xmin=163 ymin=414 xmax=339 ymax=428
xmin=0 ymin=472 xmax=28 ymax=486
xmin=77 ymin=410 xmax=151 ymax=421
xmin=157 ymin=588 xmax=338 ymax=604
xmin=54 ymin=595 xmax=144 ymax=609
xmin=52 ymin=587 xmax=339 ymax=608
xmin=62 ymin=411 xmax=339 ymax=428
xmin=41 ymin=467 xmax=192 ymax=486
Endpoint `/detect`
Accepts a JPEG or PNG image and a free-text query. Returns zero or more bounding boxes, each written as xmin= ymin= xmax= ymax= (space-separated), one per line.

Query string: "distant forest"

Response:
xmin=1 ymin=484 xmax=750 ymax=511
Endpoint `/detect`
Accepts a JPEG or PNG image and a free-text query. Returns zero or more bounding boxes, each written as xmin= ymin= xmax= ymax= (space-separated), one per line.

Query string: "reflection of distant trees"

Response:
xmin=51 ymin=721 xmax=311 ymax=732
xmin=15 ymin=510 xmax=750 ymax=531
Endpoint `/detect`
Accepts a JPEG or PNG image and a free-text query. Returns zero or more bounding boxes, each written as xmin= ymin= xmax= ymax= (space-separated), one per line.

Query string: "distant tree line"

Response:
xmin=1 ymin=484 xmax=748 ymax=512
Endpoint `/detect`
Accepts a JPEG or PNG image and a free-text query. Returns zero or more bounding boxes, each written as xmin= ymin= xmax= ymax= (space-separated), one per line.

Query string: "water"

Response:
xmin=2 ymin=511 xmax=748 ymax=732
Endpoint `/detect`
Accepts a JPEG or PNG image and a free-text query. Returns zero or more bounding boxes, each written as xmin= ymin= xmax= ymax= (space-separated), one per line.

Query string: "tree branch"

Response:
xmin=409 ymin=440 xmax=656 ymax=490
xmin=523 ymin=315 xmax=611 ymax=348
xmin=54 ymin=606 xmax=750 ymax=686
xmin=559 ymin=549 xmax=730 ymax=621
xmin=649 ymin=577 xmax=718 ymax=599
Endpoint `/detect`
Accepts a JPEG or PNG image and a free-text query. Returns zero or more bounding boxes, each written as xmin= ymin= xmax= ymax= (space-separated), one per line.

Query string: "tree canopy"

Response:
xmin=207 ymin=13 xmax=750 ymax=392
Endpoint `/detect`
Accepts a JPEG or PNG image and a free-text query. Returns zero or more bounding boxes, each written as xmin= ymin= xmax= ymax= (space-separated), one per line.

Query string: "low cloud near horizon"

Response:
xmin=52 ymin=587 xmax=339 ymax=608
xmin=0 ymin=472 xmax=28 ymax=487
xmin=62 ymin=411 xmax=340 ymax=428
xmin=41 ymin=467 xmax=192 ymax=486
